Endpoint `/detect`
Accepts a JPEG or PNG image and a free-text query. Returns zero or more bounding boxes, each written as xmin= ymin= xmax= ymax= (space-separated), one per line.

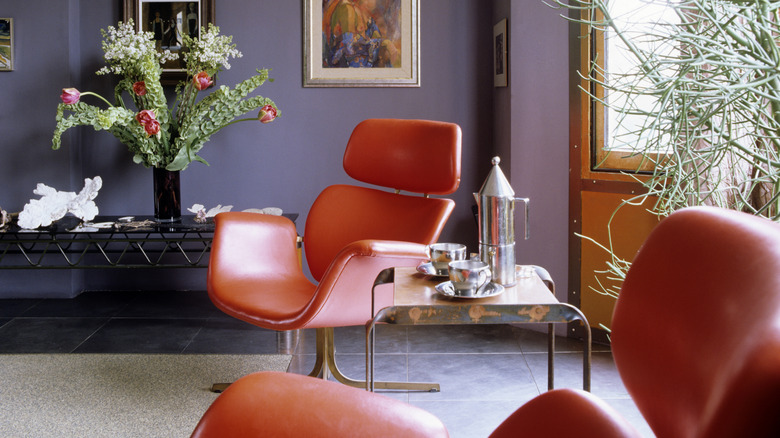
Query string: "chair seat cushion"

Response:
xmin=209 ymin=277 xmax=317 ymax=330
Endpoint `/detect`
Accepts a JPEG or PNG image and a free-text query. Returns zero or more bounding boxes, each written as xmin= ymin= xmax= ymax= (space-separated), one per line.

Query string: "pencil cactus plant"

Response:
xmin=553 ymin=0 xmax=780 ymax=299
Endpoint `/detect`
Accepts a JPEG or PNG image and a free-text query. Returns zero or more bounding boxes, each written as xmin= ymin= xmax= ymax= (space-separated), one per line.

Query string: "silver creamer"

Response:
xmin=473 ymin=157 xmax=529 ymax=286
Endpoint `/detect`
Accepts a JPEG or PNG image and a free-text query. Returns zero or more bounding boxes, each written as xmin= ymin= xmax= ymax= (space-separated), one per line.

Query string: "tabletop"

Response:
xmin=393 ymin=265 xmax=559 ymax=307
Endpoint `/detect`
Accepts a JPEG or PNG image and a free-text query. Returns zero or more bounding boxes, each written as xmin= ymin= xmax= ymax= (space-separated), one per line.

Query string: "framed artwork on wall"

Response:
xmin=123 ymin=0 xmax=215 ymax=83
xmin=0 ymin=18 xmax=13 ymax=72
xmin=493 ymin=18 xmax=507 ymax=87
xmin=304 ymin=0 xmax=420 ymax=87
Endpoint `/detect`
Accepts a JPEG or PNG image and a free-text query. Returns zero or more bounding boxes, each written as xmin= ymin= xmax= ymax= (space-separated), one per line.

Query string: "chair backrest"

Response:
xmin=304 ymin=119 xmax=462 ymax=281
xmin=612 ymin=206 xmax=780 ymax=438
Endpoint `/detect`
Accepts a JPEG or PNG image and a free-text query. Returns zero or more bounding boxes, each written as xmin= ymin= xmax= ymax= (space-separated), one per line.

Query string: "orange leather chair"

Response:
xmin=190 ymin=372 xmax=449 ymax=438
xmin=207 ymin=119 xmax=461 ymax=391
xmin=490 ymin=206 xmax=780 ymax=437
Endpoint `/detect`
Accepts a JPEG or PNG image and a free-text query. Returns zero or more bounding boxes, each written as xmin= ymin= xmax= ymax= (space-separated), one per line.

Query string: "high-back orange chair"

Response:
xmin=491 ymin=206 xmax=780 ymax=437
xmin=207 ymin=119 xmax=461 ymax=391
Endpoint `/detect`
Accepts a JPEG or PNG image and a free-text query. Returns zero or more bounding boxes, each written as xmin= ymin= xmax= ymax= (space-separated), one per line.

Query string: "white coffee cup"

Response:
xmin=448 ymin=259 xmax=492 ymax=297
xmin=428 ymin=243 xmax=467 ymax=271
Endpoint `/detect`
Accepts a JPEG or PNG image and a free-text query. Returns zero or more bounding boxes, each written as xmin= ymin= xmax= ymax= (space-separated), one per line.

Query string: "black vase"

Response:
xmin=153 ymin=168 xmax=181 ymax=222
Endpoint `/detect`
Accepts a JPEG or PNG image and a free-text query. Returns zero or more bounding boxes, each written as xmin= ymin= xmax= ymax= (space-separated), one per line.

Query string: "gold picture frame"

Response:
xmin=0 ymin=18 xmax=14 ymax=72
xmin=304 ymin=0 xmax=419 ymax=87
xmin=123 ymin=0 xmax=215 ymax=83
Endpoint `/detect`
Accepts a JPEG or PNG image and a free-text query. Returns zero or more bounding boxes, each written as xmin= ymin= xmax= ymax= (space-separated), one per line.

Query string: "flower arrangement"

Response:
xmin=52 ymin=20 xmax=279 ymax=171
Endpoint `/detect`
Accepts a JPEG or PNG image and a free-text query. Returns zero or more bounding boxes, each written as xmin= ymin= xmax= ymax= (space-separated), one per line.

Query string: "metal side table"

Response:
xmin=366 ymin=265 xmax=591 ymax=392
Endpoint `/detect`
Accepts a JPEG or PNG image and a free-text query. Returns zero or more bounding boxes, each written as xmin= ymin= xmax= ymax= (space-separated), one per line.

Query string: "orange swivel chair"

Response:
xmin=207 ymin=119 xmax=461 ymax=391
xmin=190 ymin=372 xmax=449 ymax=438
xmin=490 ymin=206 xmax=780 ymax=437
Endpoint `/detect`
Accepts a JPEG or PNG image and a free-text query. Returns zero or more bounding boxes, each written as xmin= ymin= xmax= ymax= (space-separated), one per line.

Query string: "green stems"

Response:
xmin=80 ymin=91 xmax=114 ymax=108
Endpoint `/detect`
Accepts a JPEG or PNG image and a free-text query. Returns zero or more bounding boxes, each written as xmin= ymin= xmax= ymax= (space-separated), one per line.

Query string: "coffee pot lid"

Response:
xmin=478 ymin=156 xmax=514 ymax=198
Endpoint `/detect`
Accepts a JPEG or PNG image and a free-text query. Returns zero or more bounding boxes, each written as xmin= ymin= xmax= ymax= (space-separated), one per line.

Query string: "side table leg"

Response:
xmin=548 ymin=322 xmax=555 ymax=391
xmin=366 ymin=315 xmax=440 ymax=393
xmin=583 ymin=320 xmax=592 ymax=392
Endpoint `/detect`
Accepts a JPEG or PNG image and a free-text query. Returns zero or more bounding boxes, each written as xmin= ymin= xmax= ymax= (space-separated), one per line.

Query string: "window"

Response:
xmin=590 ymin=1 xmax=677 ymax=172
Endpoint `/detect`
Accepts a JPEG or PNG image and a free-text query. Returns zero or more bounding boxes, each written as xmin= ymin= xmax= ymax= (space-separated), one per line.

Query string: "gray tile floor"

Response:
xmin=0 ymin=290 xmax=654 ymax=437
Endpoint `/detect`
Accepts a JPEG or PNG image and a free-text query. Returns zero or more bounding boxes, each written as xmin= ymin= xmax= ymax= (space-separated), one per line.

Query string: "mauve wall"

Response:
xmin=0 ymin=0 xmax=569 ymax=300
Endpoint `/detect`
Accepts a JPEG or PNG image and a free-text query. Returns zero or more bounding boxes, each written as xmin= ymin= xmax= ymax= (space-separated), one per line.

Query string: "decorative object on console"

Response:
xmin=51 ymin=20 xmax=280 ymax=222
xmin=187 ymin=204 xmax=283 ymax=223
xmin=17 ymin=177 xmax=102 ymax=230
xmin=188 ymin=203 xmax=233 ymax=223
xmin=242 ymin=207 xmax=283 ymax=216
xmin=0 ymin=206 xmax=9 ymax=229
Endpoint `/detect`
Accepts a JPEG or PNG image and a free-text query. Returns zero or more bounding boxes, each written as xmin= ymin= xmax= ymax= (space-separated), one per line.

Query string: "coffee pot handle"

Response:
xmin=516 ymin=197 xmax=530 ymax=240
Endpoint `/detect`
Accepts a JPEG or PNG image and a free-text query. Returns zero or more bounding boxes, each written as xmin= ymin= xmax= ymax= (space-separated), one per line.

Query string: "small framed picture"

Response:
xmin=493 ymin=18 xmax=507 ymax=87
xmin=0 ymin=18 xmax=14 ymax=72
xmin=304 ymin=0 xmax=420 ymax=87
xmin=123 ymin=0 xmax=215 ymax=82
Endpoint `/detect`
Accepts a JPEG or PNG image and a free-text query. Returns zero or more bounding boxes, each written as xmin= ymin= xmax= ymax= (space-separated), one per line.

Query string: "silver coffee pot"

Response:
xmin=473 ymin=157 xmax=529 ymax=286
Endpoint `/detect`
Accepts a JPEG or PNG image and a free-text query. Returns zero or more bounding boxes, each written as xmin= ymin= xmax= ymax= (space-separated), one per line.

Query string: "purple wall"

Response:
xmin=0 ymin=0 xmax=570 ymax=299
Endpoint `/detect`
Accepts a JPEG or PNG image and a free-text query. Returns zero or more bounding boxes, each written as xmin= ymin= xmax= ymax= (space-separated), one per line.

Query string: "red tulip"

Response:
xmin=257 ymin=105 xmax=277 ymax=124
xmin=61 ymin=88 xmax=80 ymax=105
xmin=193 ymin=72 xmax=213 ymax=91
xmin=135 ymin=109 xmax=156 ymax=125
xmin=133 ymin=81 xmax=147 ymax=96
xmin=143 ymin=119 xmax=161 ymax=137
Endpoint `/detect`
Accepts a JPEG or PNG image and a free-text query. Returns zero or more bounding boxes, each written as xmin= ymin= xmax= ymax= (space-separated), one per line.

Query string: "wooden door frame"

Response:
xmin=567 ymin=17 xmax=647 ymax=345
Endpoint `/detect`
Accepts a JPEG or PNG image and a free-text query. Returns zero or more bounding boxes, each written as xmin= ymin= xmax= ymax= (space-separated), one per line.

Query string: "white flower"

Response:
xmin=188 ymin=203 xmax=232 ymax=223
xmin=187 ymin=204 xmax=206 ymax=214
xmin=96 ymin=20 xmax=179 ymax=76
xmin=183 ymin=24 xmax=242 ymax=73
xmin=206 ymin=205 xmax=233 ymax=216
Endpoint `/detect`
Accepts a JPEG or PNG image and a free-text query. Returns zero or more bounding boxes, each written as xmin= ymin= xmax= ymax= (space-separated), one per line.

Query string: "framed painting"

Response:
xmin=0 ymin=18 xmax=13 ymax=72
xmin=493 ymin=18 xmax=507 ymax=87
xmin=304 ymin=0 xmax=419 ymax=87
xmin=123 ymin=0 xmax=215 ymax=83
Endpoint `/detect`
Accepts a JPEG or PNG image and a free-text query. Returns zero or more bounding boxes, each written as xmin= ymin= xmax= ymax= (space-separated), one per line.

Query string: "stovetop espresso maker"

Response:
xmin=473 ymin=157 xmax=529 ymax=286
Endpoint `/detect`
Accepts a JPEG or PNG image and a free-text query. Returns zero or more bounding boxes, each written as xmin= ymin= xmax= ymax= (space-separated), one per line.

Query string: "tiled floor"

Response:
xmin=0 ymin=290 xmax=654 ymax=437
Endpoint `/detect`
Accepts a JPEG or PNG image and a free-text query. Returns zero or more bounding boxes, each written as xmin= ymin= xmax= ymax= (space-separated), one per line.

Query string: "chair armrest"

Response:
xmin=299 ymin=239 xmax=429 ymax=329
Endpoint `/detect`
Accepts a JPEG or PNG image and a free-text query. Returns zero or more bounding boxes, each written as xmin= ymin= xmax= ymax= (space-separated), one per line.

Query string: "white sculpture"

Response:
xmin=17 ymin=176 xmax=102 ymax=229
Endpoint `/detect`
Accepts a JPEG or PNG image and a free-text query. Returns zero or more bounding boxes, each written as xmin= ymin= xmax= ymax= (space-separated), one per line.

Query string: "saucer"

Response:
xmin=417 ymin=262 xmax=449 ymax=277
xmin=434 ymin=281 xmax=504 ymax=299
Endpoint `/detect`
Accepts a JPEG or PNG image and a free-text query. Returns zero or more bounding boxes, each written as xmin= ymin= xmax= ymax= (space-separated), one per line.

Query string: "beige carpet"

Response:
xmin=0 ymin=354 xmax=292 ymax=437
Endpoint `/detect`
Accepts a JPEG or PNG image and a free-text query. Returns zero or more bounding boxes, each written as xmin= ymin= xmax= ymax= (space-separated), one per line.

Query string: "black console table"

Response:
xmin=0 ymin=214 xmax=298 ymax=269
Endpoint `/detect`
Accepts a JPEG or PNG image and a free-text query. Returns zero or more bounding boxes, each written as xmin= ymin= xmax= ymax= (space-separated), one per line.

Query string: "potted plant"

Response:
xmin=52 ymin=20 xmax=279 ymax=221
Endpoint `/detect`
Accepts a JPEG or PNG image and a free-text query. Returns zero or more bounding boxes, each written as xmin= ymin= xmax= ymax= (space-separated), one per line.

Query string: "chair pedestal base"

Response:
xmin=210 ymin=327 xmax=439 ymax=393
